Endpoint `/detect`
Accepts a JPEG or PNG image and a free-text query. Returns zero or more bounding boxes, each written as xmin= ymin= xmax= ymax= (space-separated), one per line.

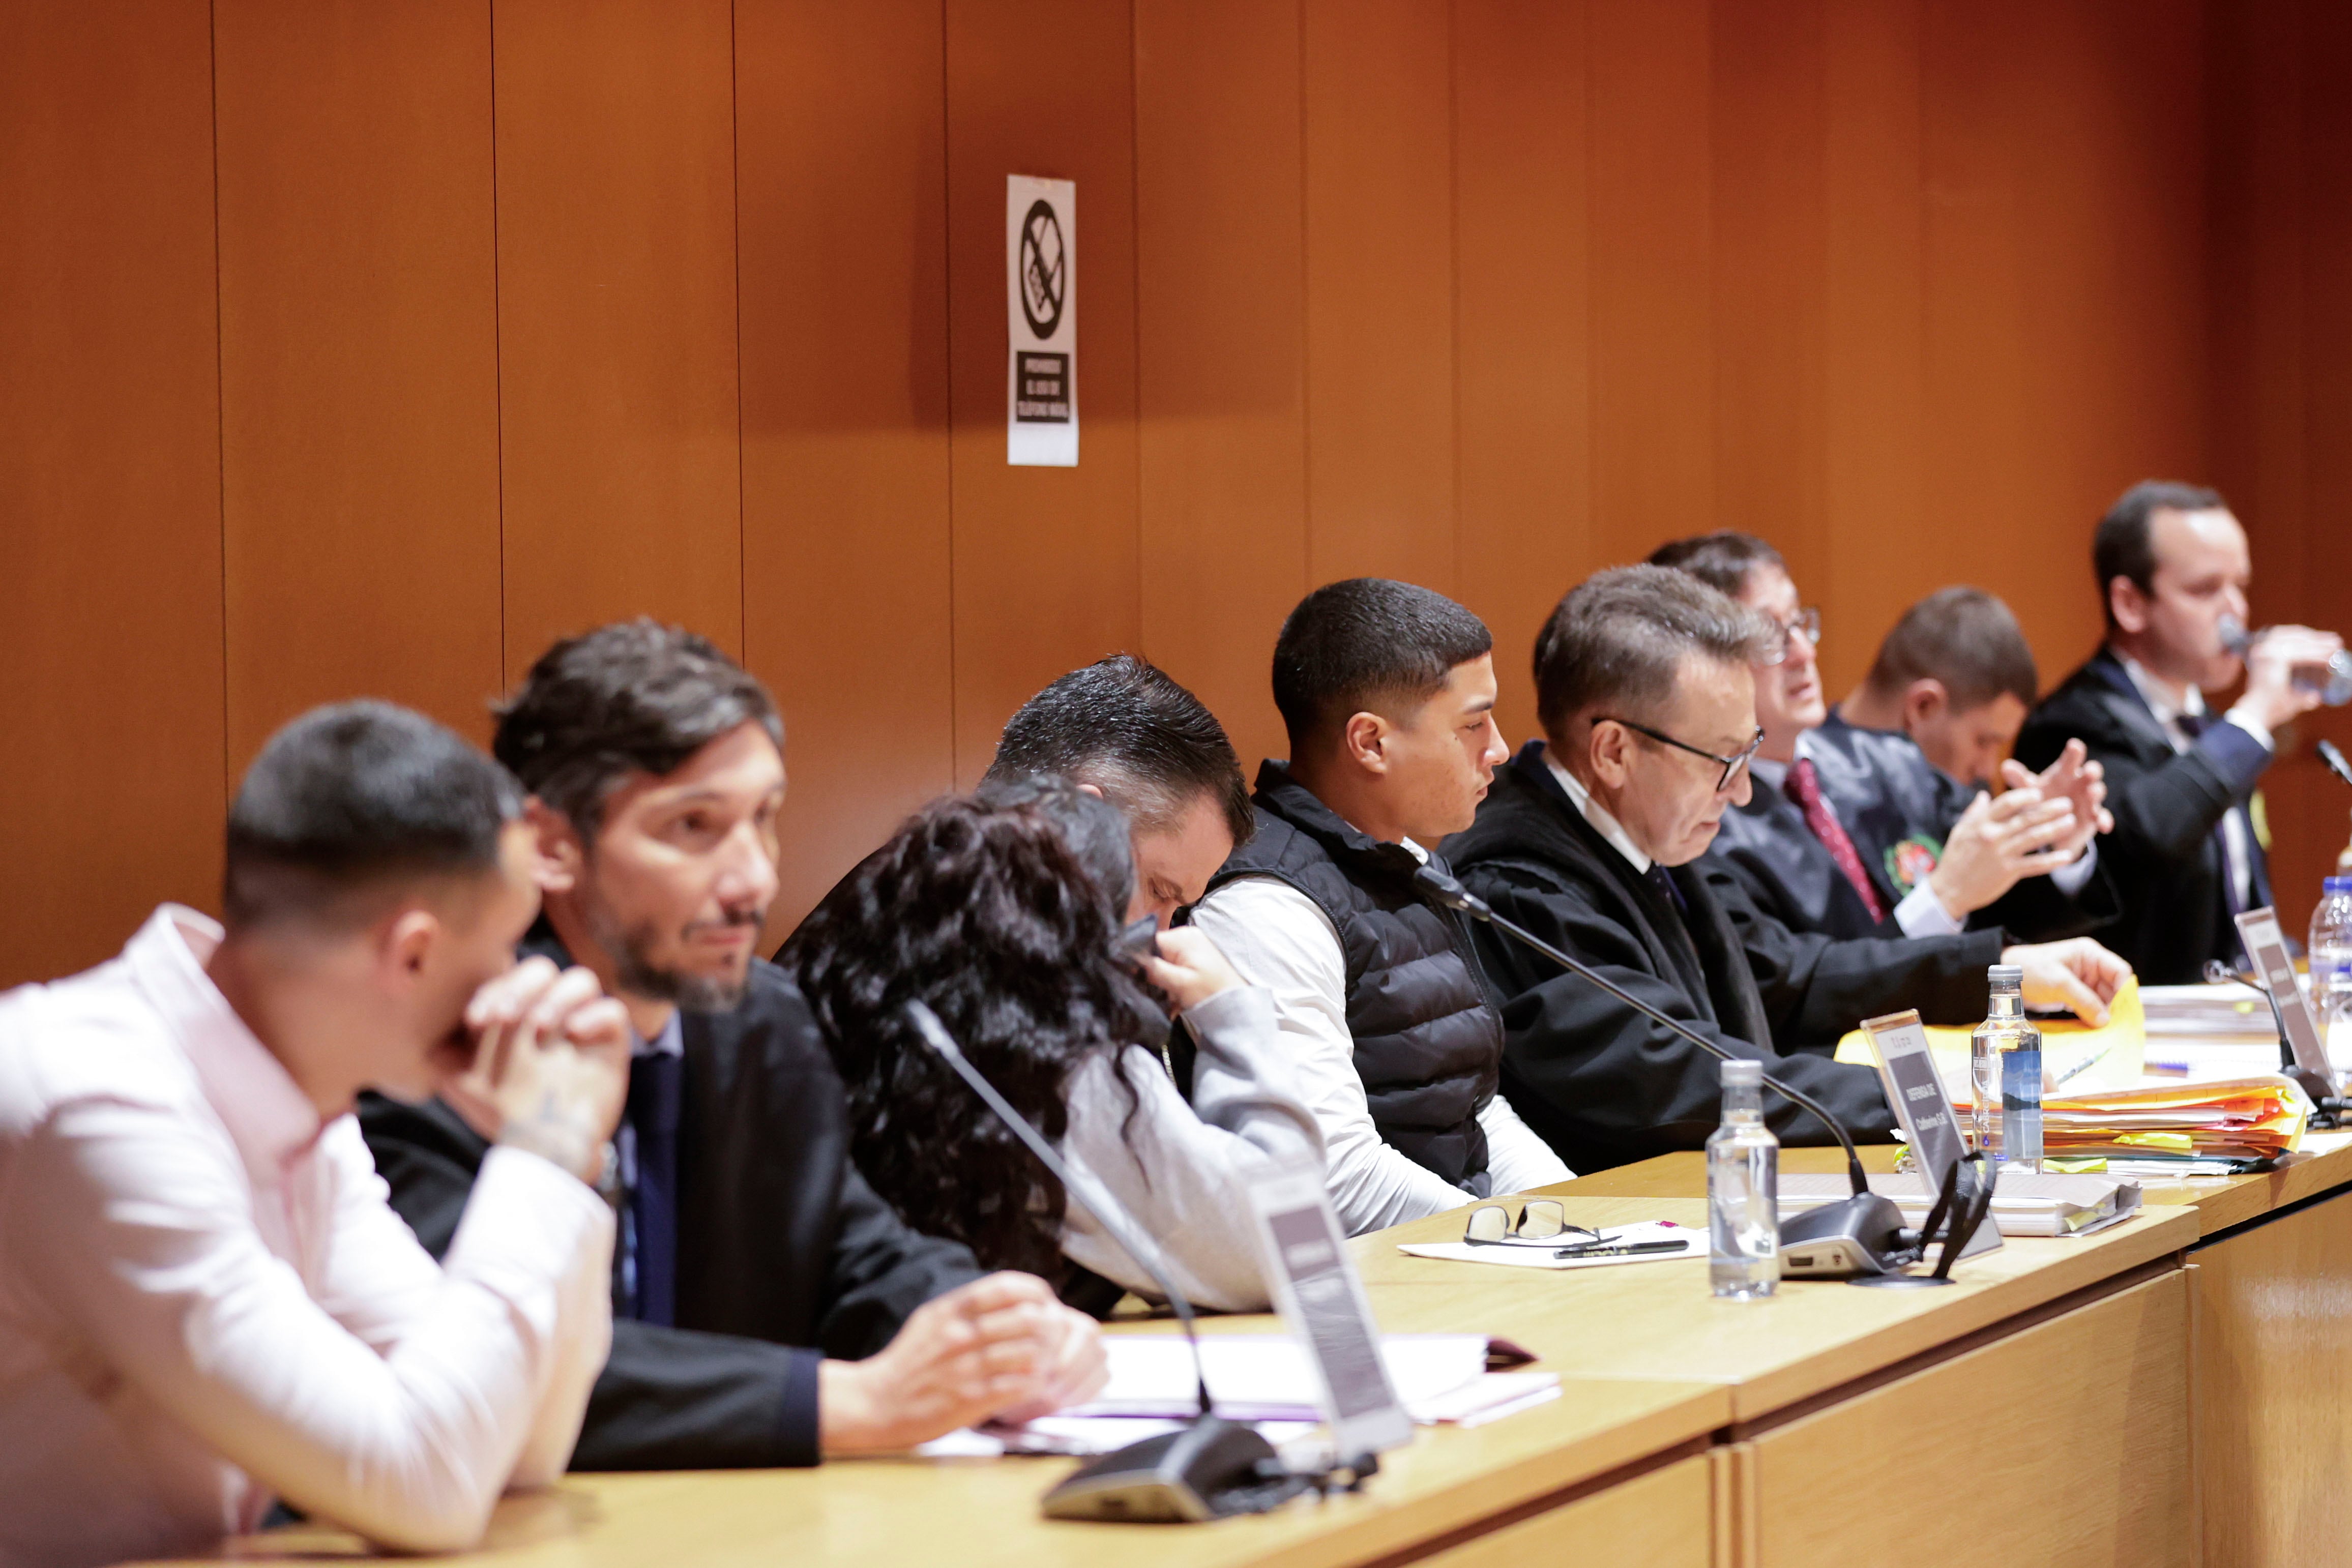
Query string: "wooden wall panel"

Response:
xmin=494 ymin=0 xmax=743 ymax=675
xmin=943 ymin=0 xmax=1142 ymax=784
xmin=0 ymin=0 xmax=224 ymax=987
xmin=1301 ymin=0 xmax=1458 ymax=592
xmin=214 ymin=0 xmax=502 ymax=764
xmin=1133 ymin=0 xmax=1308 ymax=772
xmin=736 ymin=0 xmax=956 ymax=936
xmin=1453 ymin=0 xmax=1594 ymax=747
xmin=1711 ymin=0 xmax=1828 ymax=608
xmin=1817 ymin=0 xmax=1928 ymax=695
xmin=1587 ymin=0 xmax=1714 ymax=566
xmin=1922 ymin=0 xmax=2209 ymax=685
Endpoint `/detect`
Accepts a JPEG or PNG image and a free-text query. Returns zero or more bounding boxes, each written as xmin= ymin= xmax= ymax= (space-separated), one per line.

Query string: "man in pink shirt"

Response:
xmin=0 ymin=702 xmax=631 ymax=1566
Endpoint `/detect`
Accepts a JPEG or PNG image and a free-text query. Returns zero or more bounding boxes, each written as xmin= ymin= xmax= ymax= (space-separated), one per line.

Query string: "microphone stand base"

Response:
xmin=1847 ymin=1271 xmax=1959 ymax=1289
xmin=1041 ymin=1415 xmax=1309 ymax=1524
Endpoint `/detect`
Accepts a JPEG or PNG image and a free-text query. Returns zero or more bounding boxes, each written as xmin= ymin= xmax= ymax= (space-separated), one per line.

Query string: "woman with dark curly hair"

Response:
xmin=780 ymin=778 xmax=1322 ymax=1312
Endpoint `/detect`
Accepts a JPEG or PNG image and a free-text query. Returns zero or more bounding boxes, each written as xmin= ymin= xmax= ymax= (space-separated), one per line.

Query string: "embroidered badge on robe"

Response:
xmin=1884 ymin=836 xmax=1942 ymax=894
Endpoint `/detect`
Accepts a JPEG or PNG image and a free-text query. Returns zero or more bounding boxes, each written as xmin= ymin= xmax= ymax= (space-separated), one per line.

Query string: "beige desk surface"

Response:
xmin=169 ymin=1368 xmax=1722 ymax=1568
xmin=1565 ymin=1128 xmax=2352 ymax=1239
xmin=155 ymin=1175 xmax=2202 ymax=1563
xmin=1351 ymin=1193 xmax=2195 ymax=1421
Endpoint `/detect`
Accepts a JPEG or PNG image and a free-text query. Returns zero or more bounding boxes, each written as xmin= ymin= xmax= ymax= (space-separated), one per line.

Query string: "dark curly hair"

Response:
xmin=780 ymin=783 xmax=1162 ymax=1277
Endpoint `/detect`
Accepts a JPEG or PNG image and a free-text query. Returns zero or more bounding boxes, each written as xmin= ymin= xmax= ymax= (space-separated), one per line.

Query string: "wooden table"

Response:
xmin=171 ymin=1189 xmax=2204 ymax=1567
xmin=1579 ymin=1132 xmax=2352 ymax=1568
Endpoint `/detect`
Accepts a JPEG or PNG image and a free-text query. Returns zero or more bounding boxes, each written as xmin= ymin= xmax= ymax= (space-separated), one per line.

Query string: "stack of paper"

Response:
xmin=1778 ymin=1171 xmax=2140 ymax=1238
xmin=2139 ymin=982 xmax=2278 ymax=1042
xmin=2030 ymin=1076 xmax=2308 ymax=1164
xmin=944 ymin=1335 xmax=1560 ymax=1458
xmin=1834 ymin=978 xmax=2149 ymax=1097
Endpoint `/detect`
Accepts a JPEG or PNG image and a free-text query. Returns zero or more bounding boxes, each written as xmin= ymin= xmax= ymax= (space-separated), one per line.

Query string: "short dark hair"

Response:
xmin=1862 ymin=587 xmax=2039 ymax=711
xmin=1645 ymin=532 xmax=1786 ymax=600
xmin=224 ymin=700 xmax=524 ymax=930
xmin=1534 ymin=565 xmax=1782 ymax=737
xmin=493 ymin=619 xmax=782 ymax=839
xmin=983 ymin=656 xmax=1251 ymax=847
xmin=2094 ymin=480 xmax=2228 ymax=628
xmin=977 ymin=773 xmax=1137 ymax=919
xmin=1271 ymin=579 xmax=1493 ymax=749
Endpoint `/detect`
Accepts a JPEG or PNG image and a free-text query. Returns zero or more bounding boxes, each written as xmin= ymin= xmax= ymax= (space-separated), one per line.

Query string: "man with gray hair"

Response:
xmin=1445 ymin=567 xmax=2131 ymax=1174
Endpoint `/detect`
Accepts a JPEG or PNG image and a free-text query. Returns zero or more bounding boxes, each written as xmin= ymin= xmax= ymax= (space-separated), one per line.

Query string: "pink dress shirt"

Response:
xmin=0 ymin=906 xmax=614 ymax=1567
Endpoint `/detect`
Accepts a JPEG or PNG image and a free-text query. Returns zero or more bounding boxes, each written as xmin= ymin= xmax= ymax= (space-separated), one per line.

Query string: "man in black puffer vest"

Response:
xmin=1189 ymin=580 xmax=1570 ymax=1236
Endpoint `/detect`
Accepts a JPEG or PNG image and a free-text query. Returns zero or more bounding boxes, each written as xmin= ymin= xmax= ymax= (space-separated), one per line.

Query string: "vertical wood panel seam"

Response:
xmin=1129 ymin=0 xmax=1144 ymax=654
xmin=489 ymin=0 xmax=507 ymax=684
xmin=1447 ymin=0 xmax=1462 ymax=599
xmin=208 ymin=0 xmax=229 ymax=802
xmin=1296 ymin=0 xmax=1313 ymax=589
xmin=731 ymin=0 xmax=747 ymax=663
xmin=937 ymin=0 xmax=959 ymax=779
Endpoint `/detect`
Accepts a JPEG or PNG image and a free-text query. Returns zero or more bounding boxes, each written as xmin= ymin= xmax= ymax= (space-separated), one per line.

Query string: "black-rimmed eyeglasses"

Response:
xmin=1597 ymin=718 xmax=1766 ymax=793
xmin=1463 ymin=1200 xmax=1603 ymax=1250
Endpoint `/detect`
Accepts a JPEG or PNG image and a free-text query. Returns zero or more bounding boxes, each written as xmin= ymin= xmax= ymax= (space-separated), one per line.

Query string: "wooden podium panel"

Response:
xmin=2194 ymin=1189 xmax=2352 ymax=1568
xmin=1736 ymin=1270 xmax=2191 ymax=1568
xmin=1418 ymin=1452 xmax=1712 ymax=1568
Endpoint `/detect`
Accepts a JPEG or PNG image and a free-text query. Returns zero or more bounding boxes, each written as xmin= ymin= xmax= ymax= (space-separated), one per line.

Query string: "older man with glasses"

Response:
xmin=1442 ymin=567 xmax=2130 ymax=1175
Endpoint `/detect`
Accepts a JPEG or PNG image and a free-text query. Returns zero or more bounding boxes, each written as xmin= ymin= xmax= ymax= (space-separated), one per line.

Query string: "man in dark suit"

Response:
xmin=2017 ymin=481 xmax=2344 ymax=982
xmin=363 ymin=621 xmax=1104 ymax=1469
xmin=1446 ymin=567 xmax=2131 ymax=1174
xmin=1648 ymin=535 xmax=2113 ymax=947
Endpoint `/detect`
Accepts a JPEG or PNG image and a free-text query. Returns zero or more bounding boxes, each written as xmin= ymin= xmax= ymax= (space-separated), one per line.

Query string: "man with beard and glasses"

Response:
xmin=360 ymin=621 xmax=1106 ymax=1471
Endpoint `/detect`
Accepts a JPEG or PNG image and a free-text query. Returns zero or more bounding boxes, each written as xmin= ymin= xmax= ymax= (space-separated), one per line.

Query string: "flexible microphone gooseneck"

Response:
xmin=1412 ymin=864 xmax=1916 ymax=1279
xmin=905 ymin=1000 xmax=1311 ymax=1522
xmin=2319 ymin=738 xmax=2352 ymax=792
xmin=904 ymin=1000 xmax=1212 ymax=1418
xmin=1412 ymin=864 xmax=1871 ymax=1196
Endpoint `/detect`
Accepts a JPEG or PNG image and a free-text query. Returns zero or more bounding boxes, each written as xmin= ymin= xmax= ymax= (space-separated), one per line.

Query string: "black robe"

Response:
xmin=359 ymin=929 xmax=981 ymax=1471
xmin=1443 ymin=743 xmax=2005 ymax=1173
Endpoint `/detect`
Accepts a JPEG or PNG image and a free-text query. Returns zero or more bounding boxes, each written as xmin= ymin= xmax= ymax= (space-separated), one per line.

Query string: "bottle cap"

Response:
xmin=1988 ymin=964 xmax=2024 ymax=987
xmin=2327 ymin=876 xmax=2352 ymax=894
xmin=1722 ymin=1059 xmax=1763 ymax=1087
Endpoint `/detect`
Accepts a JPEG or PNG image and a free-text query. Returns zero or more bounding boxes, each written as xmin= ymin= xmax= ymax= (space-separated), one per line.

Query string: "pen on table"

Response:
xmin=1554 ymin=1239 xmax=1691 ymax=1259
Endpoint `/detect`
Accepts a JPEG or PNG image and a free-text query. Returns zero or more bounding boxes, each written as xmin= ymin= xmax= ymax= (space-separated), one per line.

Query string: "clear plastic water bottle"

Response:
xmin=2310 ymin=876 xmax=2352 ymax=1082
xmin=1971 ymin=964 xmax=2043 ymax=1174
xmin=1708 ymin=1059 xmax=1779 ymax=1300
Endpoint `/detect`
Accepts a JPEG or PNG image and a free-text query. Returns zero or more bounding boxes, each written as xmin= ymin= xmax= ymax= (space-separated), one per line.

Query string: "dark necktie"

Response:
xmin=1784 ymin=757 xmax=1891 ymax=923
xmin=1644 ymin=862 xmax=1687 ymax=917
xmin=2176 ymin=711 xmax=2251 ymax=922
xmin=621 ymin=1049 xmax=683 ymax=1327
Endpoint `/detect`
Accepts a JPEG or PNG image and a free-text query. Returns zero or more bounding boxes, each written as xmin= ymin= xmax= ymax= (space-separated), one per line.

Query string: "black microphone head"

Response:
xmin=1412 ymin=863 xmax=1482 ymax=916
xmin=2319 ymin=738 xmax=2352 ymax=789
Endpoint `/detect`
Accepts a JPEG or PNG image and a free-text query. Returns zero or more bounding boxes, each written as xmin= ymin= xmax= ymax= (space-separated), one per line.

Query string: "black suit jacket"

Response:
xmin=2015 ymin=650 xmax=2273 ymax=984
xmin=1442 ymin=744 xmax=2005 ymax=1173
xmin=1709 ymin=715 xmax=2116 ymax=945
xmin=359 ymin=930 xmax=982 ymax=1471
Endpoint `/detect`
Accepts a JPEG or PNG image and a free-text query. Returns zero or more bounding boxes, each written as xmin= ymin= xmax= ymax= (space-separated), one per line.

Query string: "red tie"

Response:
xmin=1785 ymin=757 xmax=1890 ymax=923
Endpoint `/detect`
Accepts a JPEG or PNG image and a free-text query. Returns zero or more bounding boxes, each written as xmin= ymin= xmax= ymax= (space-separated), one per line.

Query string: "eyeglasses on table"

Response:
xmin=1462 ymin=1199 xmax=1603 ymax=1249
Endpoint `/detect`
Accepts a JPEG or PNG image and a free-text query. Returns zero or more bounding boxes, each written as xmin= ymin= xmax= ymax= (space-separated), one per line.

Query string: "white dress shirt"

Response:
xmin=1057 ymin=985 xmax=1324 ymax=1311
xmin=2114 ymin=652 xmax=2270 ymax=911
xmin=0 ymin=907 xmax=614 ymax=1568
xmin=1190 ymin=841 xmax=1571 ymax=1237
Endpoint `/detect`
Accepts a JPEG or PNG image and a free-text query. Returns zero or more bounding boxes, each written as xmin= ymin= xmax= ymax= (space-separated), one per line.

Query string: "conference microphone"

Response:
xmin=904 ymin=1000 xmax=1310 ymax=1523
xmin=2319 ymin=738 xmax=2352 ymax=792
xmin=2218 ymin=614 xmax=2352 ymax=706
xmin=1409 ymin=865 xmax=1919 ymax=1281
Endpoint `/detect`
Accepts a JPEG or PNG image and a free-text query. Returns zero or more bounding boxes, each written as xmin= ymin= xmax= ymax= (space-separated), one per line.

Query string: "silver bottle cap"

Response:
xmin=1722 ymin=1059 xmax=1763 ymax=1087
xmin=1988 ymin=964 xmax=2024 ymax=988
